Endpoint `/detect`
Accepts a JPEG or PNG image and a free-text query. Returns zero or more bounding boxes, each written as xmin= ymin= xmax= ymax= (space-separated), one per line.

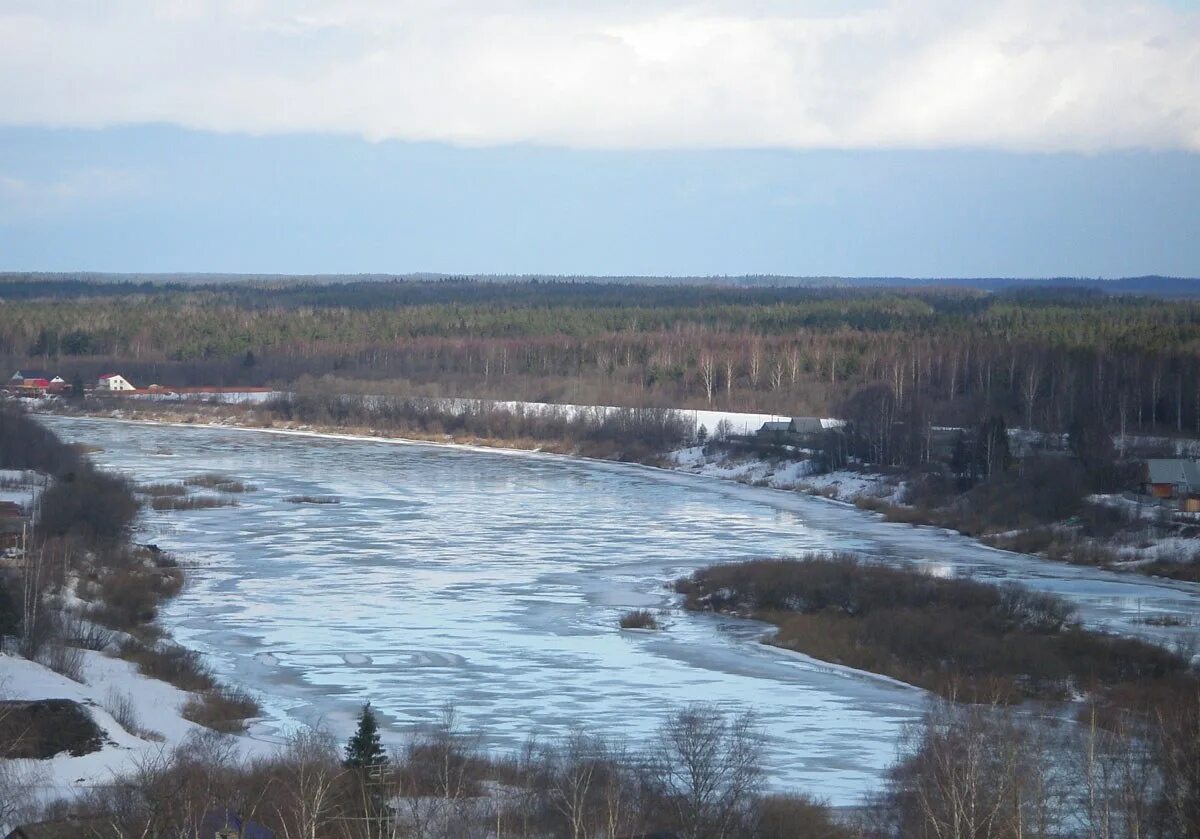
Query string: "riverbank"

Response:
xmin=0 ymin=408 xmax=271 ymax=828
xmin=45 ymin=397 xmax=1200 ymax=587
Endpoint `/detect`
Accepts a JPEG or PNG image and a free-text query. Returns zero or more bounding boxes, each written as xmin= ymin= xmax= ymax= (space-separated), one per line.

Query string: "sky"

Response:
xmin=0 ymin=0 xmax=1198 ymax=277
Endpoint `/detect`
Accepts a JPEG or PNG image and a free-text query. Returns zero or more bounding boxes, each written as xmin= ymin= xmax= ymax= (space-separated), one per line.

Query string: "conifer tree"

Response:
xmin=344 ymin=702 xmax=387 ymax=769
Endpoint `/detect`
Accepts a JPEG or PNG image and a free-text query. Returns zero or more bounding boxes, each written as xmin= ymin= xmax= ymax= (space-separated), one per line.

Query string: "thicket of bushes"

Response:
xmin=0 ymin=406 xmax=260 ymax=732
xmin=39 ymin=704 xmax=850 ymax=839
xmin=265 ymin=391 xmax=695 ymax=460
xmin=676 ymin=554 xmax=1189 ymax=704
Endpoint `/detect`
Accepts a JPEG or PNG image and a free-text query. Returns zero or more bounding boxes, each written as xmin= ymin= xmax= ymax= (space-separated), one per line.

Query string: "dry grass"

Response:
xmin=137 ymin=482 xmax=187 ymax=498
xmin=283 ymin=495 xmax=340 ymax=504
xmin=184 ymin=473 xmax=255 ymax=493
xmin=150 ymin=495 xmax=237 ymax=511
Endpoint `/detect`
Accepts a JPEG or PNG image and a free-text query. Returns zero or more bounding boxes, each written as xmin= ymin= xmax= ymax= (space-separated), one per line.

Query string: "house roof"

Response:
xmin=1147 ymin=459 xmax=1200 ymax=489
xmin=758 ymin=421 xmax=792 ymax=433
xmin=98 ymin=373 xmax=123 ymax=380
xmin=790 ymin=417 xmax=824 ymax=433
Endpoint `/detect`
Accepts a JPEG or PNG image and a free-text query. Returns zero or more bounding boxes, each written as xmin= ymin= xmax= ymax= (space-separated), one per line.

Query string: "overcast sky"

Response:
xmin=1 ymin=0 xmax=1197 ymax=276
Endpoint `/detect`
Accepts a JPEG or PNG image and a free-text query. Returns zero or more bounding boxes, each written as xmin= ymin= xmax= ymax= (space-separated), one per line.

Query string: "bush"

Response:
xmin=36 ymin=641 xmax=86 ymax=683
xmin=181 ymin=686 xmax=261 ymax=733
xmin=54 ymin=613 xmax=115 ymax=651
xmin=38 ymin=468 xmax=138 ymax=544
xmin=91 ymin=564 xmax=183 ymax=629
xmin=102 ymin=688 xmax=151 ymax=738
xmin=117 ymin=640 xmax=216 ymax=693
xmin=619 ymin=609 xmax=660 ymax=630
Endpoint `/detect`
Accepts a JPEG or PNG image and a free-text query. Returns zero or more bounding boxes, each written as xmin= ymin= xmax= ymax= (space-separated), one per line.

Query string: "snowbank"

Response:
xmin=0 ymin=650 xmax=268 ymax=816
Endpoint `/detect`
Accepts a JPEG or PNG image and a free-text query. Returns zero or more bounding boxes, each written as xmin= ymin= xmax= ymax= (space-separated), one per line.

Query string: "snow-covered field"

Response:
xmin=19 ymin=416 xmax=1200 ymax=809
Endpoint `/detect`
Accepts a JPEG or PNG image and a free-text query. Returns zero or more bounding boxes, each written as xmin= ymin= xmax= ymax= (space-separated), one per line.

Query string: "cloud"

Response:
xmin=0 ymin=0 xmax=1196 ymax=152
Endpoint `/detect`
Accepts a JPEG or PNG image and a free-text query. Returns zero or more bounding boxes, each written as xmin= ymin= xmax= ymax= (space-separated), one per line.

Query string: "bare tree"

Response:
xmin=271 ymin=728 xmax=345 ymax=839
xmin=699 ymin=354 xmax=716 ymax=406
xmin=651 ymin=704 xmax=763 ymax=839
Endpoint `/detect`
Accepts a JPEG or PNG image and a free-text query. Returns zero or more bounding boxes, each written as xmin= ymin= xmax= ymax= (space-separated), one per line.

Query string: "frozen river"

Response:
xmin=43 ymin=416 xmax=1200 ymax=804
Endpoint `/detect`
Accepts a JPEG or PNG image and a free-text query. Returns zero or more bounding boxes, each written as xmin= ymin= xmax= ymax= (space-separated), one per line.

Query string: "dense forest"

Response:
xmin=8 ymin=276 xmax=1200 ymax=444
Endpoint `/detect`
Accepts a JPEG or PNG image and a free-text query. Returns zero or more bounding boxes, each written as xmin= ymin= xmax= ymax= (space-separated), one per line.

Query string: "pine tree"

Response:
xmin=344 ymin=702 xmax=387 ymax=769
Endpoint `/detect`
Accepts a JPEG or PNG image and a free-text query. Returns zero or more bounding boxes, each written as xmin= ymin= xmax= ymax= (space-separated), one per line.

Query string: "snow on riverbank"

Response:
xmin=0 ymin=649 xmax=268 ymax=824
xmin=667 ymin=445 xmax=900 ymax=501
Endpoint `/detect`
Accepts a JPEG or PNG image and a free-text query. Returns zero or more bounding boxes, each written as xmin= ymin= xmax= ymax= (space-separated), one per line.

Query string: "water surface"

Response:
xmin=43 ymin=416 xmax=1200 ymax=803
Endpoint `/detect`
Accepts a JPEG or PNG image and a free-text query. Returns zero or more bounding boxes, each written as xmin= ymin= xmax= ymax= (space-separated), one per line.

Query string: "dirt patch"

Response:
xmin=0 ymin=698 xmax=106 ymax=758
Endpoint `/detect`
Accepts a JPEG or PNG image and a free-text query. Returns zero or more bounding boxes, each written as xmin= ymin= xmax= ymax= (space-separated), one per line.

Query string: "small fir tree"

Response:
xmin=344 ymin=702 xmax=387 ymax=769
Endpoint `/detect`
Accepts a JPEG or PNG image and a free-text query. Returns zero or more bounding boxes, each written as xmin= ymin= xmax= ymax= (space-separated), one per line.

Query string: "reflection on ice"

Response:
xmin=41 ymin=416 xmax=1200 ymax=805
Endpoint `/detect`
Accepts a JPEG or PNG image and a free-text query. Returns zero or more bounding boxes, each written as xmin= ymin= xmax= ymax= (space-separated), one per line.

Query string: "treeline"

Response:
xmin=9 ymin=280 xmax=1200 ymax=436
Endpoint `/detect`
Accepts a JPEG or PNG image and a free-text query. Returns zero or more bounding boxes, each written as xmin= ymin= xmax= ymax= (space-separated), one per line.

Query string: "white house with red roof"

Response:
xmin=96 ymin=373 xmax=135 ymax=391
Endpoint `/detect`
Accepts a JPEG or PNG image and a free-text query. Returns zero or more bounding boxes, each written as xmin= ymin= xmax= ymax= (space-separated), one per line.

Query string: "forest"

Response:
xmin=7 ymin=276 xmax=1200 ymax=444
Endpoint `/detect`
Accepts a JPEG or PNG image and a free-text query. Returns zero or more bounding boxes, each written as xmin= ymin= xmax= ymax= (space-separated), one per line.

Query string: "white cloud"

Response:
xmin=0 ymin=0 xmax=1196 ymax=151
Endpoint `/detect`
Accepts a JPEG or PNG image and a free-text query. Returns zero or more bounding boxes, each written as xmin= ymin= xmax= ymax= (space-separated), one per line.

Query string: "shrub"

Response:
xmin=619 ymin=609 xmax=660 ymax=630
xmin=36 ymin=642 xmax=86 ymax=683
xmin=102 ymin=688 xmax=148 ymax=737
xmin=37 ymin=468 xmax=138 ymax=544
xmin=55 ymin=613 xmax=115 ymax=651
xmin=91 ymin=565 xmax=183 ymax=629
xmin=182 ymin=686 xmax=261 ymax=733
xmin=117 ymin=640 xmax=216 ymax=693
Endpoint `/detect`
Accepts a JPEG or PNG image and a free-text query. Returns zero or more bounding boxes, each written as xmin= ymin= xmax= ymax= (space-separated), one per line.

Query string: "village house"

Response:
xmin=7 ymin=371 xmax=69 ymax=394
xmin=755 ymin=416 xmax=831 ymax=444
xmin=1144 ymin=458 xmax=1200 ymax=511
xmin=96 ymin=372 xmax=135 ymax=391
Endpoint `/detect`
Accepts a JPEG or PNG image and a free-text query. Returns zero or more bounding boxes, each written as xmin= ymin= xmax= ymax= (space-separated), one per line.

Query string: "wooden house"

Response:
xmin=1145 ymin=459 xmax=1200 ymax=510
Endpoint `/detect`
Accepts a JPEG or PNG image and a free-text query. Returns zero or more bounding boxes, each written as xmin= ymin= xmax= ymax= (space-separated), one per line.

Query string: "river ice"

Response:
xmin=41 ymin=417 xmax=1200 ymax=805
